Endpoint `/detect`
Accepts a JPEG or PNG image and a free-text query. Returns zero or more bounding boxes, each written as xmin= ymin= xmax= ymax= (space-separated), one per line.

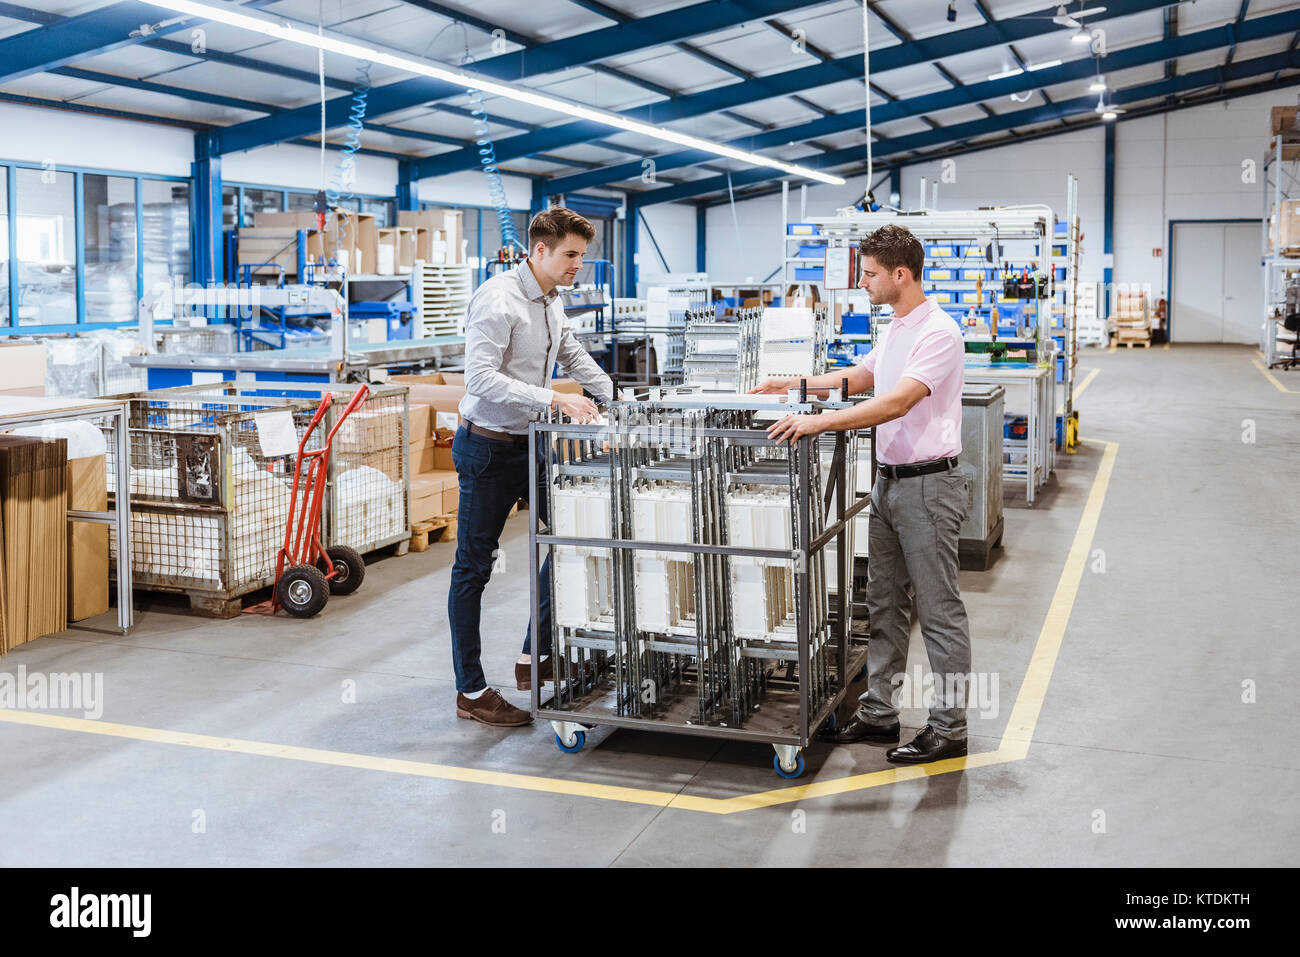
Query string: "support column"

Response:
xmin=192 ymin=132 xmax=223 ymax=286
xmin=1103 ymin=122 xmax=1115 ymax=323
xmin=397 ymin=160 xmax=419 ymax=211
xmin=696 ymin=204 xmax=706 ymax=273
xmin=531 ymin=180 xmax=548 ymax=219
xmin=623 ymin=193 xmax=638 ymax=298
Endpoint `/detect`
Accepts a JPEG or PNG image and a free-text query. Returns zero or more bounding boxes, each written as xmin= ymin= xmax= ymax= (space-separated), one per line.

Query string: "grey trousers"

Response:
xmin=860 ymin=467 xmax=972 ymax=740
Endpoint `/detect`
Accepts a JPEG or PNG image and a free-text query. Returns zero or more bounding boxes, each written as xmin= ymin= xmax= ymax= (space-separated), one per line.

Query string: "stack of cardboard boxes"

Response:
xmin=396 ymin=209 xmax=465 ymax=266
xmin=390 ymin=375 xmax=590 ymax=533
xmin=394 ymin=372 xmax=464 ymax=526
xmin=237 ymin=210 xmax=379 ymax=277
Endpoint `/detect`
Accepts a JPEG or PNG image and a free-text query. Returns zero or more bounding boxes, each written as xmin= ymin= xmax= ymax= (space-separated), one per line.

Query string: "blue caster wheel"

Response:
xmin=854 ymin=664 xmax=869 ymax=683
xmin=555 ymin=730 xmax=585 ymax=753
xmin=822 ymin=712 xmax=837 ymax=732
xmin=773 ymin=752 xmax=805 ymax=779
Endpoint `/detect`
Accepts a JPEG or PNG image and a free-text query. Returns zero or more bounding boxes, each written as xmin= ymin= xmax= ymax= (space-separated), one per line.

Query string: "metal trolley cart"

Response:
xmin=527 ymin=392 xmax=871 ymax=778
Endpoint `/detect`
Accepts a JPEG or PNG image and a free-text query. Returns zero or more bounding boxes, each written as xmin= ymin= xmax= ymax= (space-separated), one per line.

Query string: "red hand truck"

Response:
xmin=264 ymin=384 xmax=371 ymax=618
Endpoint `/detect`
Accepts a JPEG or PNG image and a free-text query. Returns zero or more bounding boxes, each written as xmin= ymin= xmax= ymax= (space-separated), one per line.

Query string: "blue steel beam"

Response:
xmin=411 ymin=0 xmax=1176 ymax=178
xmin=640 ymin=48 xmax=1300 ymax=205
xmin=704 ymin=70 xmax=1300 ymax=208
xmin=0 ymin=0 xmax=279 ymax=83
xmin=0 ymin=90 xmax=209 ymax=128
xmin=215 ymin=0 xmax=834 ymax=155
xmin=542 ymin=8 xmax=1300 ymax=195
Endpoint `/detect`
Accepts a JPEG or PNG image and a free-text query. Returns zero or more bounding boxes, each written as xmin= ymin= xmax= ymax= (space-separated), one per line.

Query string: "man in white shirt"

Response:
xmin=448 ymin=207 xmax=613 ymax=728
xmin=755 ymin=225 xmax=972 ymax=764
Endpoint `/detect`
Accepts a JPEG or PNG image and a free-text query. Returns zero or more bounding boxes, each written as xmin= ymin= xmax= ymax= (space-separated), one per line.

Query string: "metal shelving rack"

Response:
xmin=1262 ymin=131 xmax=1300 ymax=369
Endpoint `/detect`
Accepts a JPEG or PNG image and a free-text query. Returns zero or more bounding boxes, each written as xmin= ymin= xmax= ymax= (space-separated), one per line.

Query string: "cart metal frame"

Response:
xmin=527 ymin=397 xmax=872 ymax=776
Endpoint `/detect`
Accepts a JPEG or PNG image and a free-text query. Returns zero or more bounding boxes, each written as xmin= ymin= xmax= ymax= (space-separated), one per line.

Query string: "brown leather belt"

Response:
xmin=466 ymin=421 xmax=528 ymax=444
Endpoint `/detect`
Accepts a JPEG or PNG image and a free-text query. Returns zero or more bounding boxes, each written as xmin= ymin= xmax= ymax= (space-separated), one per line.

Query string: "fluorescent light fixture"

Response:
xmin=1089 ymin=76 xmax=1107 ymax=91
xmin=988 ymin=67 xmax=1025 ymax=81
xmin=141 ymin=0 xmax=846 ymax=186
xmin=1027 ymin=59 xmax=1062 ymax=71
xmin=1101 ymin=110 xmax=1118 ymax=121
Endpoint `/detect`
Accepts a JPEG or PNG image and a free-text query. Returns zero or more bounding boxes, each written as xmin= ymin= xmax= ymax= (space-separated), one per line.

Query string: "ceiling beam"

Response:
xmin=542 ymin=9 xmax=1300 ymax=194
xmin=214 ymin=0 xmax=833 ymax=155
xmin=638 ymin=47 xmax=1300 ymax=205
xmin=409 ymin=0 xmax=1175 ymax=179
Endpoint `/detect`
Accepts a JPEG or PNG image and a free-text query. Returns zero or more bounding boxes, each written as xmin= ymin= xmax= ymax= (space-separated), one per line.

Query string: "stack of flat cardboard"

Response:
xmin=0 ymin=342 xmax=46 ymax=397
xmin=0 ymin=435 xmax=68 ymax=653
xmin=397 ymin=209 xmax=465 ymax=265
xmin=67 ymin=453 xmax=109 ymax=622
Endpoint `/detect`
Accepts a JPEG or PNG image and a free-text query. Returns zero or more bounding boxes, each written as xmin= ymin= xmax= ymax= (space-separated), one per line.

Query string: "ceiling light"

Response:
xmin=141 ymin=0 xmax=846 ymax=186
xmin=1089 ymin=76 xmax=1107 ymax=92
xmin=1101 ymin=110 xmax=1117 ymax=121
xmin=988 ymin=67 xmax=1025 ymax=81
xmin=1027 ymin=59 xmax=1062 ymax=71
xmin=1071 ymin=28 xmax=1093 ymax=43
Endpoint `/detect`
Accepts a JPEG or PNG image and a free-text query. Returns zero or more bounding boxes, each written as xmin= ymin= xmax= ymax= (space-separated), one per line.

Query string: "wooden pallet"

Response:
xmin=408 ymin=514 xmax=458 ymax=551
xmin=1117 ymin=336 xmax=1151 ymax=348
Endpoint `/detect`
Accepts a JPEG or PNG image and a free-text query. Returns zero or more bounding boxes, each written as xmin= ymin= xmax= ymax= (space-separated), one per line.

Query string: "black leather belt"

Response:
xmin=877 ymin=456 xmax=959 ymax=479
xmin=466 ymin=421 xmax=528 ymax=445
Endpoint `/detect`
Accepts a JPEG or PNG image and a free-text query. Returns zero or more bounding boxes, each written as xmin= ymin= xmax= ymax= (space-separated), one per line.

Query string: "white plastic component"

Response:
xmin=552 ymin=481 xmax=615 ymax=629
xmin=728 ymin=489 xmax=795 ymax=641
xmin=631 ymin=486 xmax=695 ymax=634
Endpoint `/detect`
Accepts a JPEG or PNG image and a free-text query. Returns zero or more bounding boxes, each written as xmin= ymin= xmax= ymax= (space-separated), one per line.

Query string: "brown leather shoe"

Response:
xmin=455 ymin=688 xmax=531 ymax=727
xmin=515 ymin=657 xmax=593 ymax=691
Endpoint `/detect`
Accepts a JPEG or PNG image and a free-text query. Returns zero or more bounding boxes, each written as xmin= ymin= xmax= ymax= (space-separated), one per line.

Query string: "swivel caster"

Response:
xmin=773 ymin=752 xmax=805 ymax=779
xmin=555 ymin=730 xmax=585 ymax=753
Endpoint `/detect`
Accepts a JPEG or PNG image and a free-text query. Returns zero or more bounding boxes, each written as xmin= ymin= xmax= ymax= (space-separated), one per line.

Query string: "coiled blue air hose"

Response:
xmin=325 ymin=60 xmax=371 ymax=269
xmin=466 ymin=83 xmax=525 ymax=257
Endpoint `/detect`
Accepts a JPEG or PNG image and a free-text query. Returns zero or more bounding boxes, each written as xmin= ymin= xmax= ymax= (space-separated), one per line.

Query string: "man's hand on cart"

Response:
xmin=552 ymin=391 xmax=601 ymax=424
xmin=767 ymin=411 xmax=828 ymax=445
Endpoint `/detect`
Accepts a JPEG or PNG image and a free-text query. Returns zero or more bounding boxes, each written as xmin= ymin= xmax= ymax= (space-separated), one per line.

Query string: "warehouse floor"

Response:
xmin=1 ymin=343 xmax=1295 ymax=866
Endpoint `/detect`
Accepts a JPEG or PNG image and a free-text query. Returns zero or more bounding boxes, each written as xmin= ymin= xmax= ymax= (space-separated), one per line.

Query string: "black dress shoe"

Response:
xmin=819 ymin=713 xmax=901 ymax=744
xmin=886 ymin=726 xmax=967 ymax=764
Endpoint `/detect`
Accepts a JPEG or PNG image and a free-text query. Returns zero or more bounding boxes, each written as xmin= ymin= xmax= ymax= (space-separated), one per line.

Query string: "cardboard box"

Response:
xmin=408 ymin=436 xmax=436 ymax=475
xmin=550 ymin=378 xmax=584 ymax=396
xmin=426 ymin=470 xmax=459 ymax=514
xmin=236 ymin=227 xmax=323 ymax=276
xmin=398 ymin=209 xmax=464 ymax=264
xmin=409 ymin=403 xmax=432 ymax=442
xmin=1272 ymin=105 xmax=1299 ymax=136
xmin=67 ymin=454 xmax=108 ymax=622
xmin=337 ymin=407 xmax=401 ymax=453
xmin=1277 ymin=199 xmax=1300 ymax=251
xmin=414 ymin=226 xmax=432 ymax=263
xmin=352 ymin=212 xmax=377 ymax=275
xmin=410 ymin=475 xmax=443 ymax=524
xmin=254 ymin=211 xmax=375 ymax=273
xmin=389 ymin=373 xmax=464 ymax=437
xmin=377 ymin=227 xmax=398 ymax=275
xmin=396 ymin=227 xmax=416 ymax=272
xmin=0 ymin=342 xmax=46 ymax=392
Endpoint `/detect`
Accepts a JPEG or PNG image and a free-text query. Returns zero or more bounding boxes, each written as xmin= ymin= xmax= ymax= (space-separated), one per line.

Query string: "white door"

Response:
xmin=1222 ymin=224 xmax=1263 ymax=343
xmin=1172 ymin=222 xmax=1262 ymax=343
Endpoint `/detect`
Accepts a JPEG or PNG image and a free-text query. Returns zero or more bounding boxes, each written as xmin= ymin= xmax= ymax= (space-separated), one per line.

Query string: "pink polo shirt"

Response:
xmin=862 ymin=296 xmax=965 ymax=466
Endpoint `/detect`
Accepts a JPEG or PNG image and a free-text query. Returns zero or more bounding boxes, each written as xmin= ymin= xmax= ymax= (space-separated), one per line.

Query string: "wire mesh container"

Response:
xmin=103 ymin=381 xmax=409 ymax=614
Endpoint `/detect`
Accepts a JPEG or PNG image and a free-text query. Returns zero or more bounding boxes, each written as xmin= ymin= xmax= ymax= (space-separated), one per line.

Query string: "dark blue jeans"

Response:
xmin=446 ymin=426 xmax=552 ymax=694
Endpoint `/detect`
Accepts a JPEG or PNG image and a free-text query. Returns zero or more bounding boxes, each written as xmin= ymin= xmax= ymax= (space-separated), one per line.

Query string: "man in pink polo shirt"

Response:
xmin=754 ymin=224 xmax=971 ymax=764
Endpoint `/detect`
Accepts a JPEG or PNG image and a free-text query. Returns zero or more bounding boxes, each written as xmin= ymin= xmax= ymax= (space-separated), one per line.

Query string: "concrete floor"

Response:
xmin=0 ymin=343 xmax=1295 ymax=866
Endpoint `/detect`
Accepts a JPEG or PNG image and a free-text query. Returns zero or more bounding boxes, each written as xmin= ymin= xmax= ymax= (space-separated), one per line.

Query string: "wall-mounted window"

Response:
xmin=222 ymin=185 xmax=238 ymax=228
xmin=240 ymin=187 xmax=281 ymax=226
xmin=83 ymin=174 xmax=137 ymax=323
xmin=142 ymin=179 xmax=190 ymax=292
xmin=0 ymin=168 xmax=8 ymax=319
xmin=16 ymin=167 xmax=76 ymax=326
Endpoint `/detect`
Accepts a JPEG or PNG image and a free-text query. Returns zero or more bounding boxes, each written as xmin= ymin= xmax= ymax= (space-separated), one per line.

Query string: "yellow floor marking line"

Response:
xmin=1107 ymin=341 xmax=1117 ymax=353
xmin=1253 ymin=358 xmax=1298 ymax=393
xmin=1058 ymin=367 xmax=1099 ymax=415
xmin=1 ymin=444 xmax=1121 ymax=815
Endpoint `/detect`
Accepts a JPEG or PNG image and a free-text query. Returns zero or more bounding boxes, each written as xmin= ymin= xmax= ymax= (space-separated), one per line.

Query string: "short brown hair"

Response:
xmin=858 ymin=225 xmax=924 ymax=282
xmin=529 ymin=205 xmax=595 ymax=248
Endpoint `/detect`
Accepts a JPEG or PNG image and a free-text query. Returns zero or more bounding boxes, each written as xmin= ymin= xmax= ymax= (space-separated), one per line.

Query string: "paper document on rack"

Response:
xmin=255 ymin=410 xmax=300 ymax=458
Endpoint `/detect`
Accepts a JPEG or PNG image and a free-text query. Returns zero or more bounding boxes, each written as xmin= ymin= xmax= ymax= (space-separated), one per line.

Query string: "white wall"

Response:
xmin=0 ymin=102 xmax=193 ymax=177
xmin=636 ymin=202 xmax=697 ymax=289
xmin=223 ymin=142 xmax=398 ymax=197
xmin=1115 ymin=89 xmax=1272 ymax=298
xmin=415 ymin=169 xmax=533 ymax=209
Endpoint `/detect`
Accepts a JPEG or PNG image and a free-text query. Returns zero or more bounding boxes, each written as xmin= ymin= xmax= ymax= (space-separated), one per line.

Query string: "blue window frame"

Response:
xmin=1 ymin=158 xmax=192 ymax=334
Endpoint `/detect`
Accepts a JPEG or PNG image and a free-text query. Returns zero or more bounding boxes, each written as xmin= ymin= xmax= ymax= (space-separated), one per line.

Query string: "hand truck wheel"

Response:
xmin=318 ymin=545 xmax=365 ymax=596
xmin=276 ymin=563 xmax=329 ymax=618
